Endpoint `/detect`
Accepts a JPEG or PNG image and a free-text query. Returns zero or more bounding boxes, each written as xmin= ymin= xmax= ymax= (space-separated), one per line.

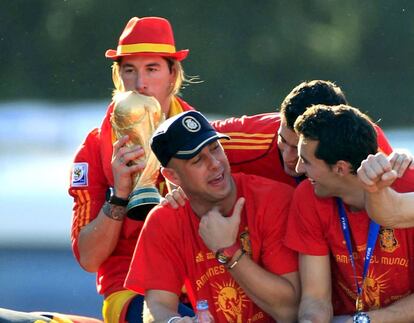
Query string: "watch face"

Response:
xmin=353 ymin=312 xmax=370 ymax=323
xmin=215 ymin=251 xmax=229 ymax=264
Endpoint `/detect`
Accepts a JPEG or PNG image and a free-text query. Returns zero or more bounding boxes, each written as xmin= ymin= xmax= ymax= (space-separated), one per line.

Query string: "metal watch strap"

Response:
xmin=102 ymin=201 xmax=126 ymax=221
xmin=227 ymin=250 xmax=246 ymax=269
xmin=166 ymin=316 xmax=181 ymax=323
xmin=215 ymin=241 xmax=241 ymax=264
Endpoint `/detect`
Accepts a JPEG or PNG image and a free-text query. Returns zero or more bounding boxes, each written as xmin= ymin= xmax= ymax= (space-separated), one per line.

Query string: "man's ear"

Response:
xmin=161 ymin=167 xmax=180 ymax=186
xmin=333 ymin=160 xmax=353 ymax=176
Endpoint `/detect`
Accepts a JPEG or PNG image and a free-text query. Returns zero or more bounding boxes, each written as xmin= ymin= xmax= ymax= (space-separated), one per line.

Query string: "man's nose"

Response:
xmin=208 ymin=155 xmax=220 ymax=169
xmin=135 ymin=74 xmax=147 ymax=93
xmin=284 ymin=146 xmax=297 ymax=163
xmin=295 ymin=158 xmax=304 ymax=173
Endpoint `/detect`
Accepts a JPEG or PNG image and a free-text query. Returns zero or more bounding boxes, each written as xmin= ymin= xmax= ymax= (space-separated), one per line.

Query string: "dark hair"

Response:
xmin=280 ymin=80 xmax=348 ymax=129
xmin=294 ymin=104 xmax=378 ymax=173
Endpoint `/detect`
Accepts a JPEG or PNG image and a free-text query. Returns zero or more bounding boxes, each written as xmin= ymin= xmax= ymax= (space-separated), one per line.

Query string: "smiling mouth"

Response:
xmin=209 ymin=172 xmax=224 ymax=185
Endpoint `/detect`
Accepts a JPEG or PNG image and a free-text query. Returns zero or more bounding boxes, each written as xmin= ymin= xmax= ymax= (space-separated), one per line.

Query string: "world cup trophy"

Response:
xmin=111 ymin=91 xmax=165 ymax=219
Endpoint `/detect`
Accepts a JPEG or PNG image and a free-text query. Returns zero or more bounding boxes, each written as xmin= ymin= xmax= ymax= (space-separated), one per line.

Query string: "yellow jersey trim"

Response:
xmin=168 ymin=96 xmax=185 ymax=117
xmin=224 ymin=138 xmax=273 ymax=144
xmin=223 ymin=132 xmax=274 ymax=138
xmin=222 ymin=145 xmax=270 ymax=150
xmin=103 ymin=290 xmax=137 ymax=323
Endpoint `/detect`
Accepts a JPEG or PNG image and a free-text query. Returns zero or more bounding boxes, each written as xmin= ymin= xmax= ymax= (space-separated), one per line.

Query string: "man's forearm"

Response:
xmin=365 ymin=188 xmax=414 ymax=228
xmin=368 ymin=293 xmax=414 ymax=323
xmin=143 ymin=291 xmax=191 ymax=323
xmin=77 ymin=205 xmax=124 ymax=272
xmin=143 ymin=302 xmax=180 ymax=323
xmin=298 ymin=296 xmax=333 ymax=323
xmin=228 ymin=252 xmax=299 ymax=322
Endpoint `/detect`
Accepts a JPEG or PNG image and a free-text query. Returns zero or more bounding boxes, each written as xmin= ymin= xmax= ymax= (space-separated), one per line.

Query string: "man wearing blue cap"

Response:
xmin=124 ymin=111 xmax=300 ymax=322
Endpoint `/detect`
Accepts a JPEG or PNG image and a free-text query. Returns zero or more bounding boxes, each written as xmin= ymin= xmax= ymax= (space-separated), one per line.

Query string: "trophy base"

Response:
xmin=127 ymin=187 xmax=161 ymax=221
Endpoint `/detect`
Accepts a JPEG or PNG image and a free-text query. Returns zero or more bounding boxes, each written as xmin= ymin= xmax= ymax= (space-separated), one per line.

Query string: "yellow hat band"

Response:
xmin=117 ymin=43 xmax=176 ymax=54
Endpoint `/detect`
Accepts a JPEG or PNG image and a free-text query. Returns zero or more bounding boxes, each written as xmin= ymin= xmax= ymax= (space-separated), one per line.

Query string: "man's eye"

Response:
xmin=192 ymin=157 xmax=201 ymax=164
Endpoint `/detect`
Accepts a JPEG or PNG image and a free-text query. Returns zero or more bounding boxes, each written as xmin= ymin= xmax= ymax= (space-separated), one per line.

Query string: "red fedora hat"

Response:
xmin=105 ymin=17 xmax=189 ymax=61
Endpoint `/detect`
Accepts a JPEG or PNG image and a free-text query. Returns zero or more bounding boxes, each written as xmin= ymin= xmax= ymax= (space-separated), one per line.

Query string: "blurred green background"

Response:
xmin=1 ymin=0 xmax=413 ymax=128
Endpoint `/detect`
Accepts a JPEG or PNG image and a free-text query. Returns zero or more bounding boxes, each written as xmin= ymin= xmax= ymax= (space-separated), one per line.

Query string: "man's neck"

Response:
xmin=335 ymin=176 xmax=365 ymax=212
xmin=189 ymin=180 xmax=237 ymax=218
xmin=161 ymin=95 xmax=174 ymax=117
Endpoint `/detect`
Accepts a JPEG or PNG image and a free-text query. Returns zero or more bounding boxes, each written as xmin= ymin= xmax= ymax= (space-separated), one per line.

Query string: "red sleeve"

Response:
xmin=124 ymin=206 xmax=186 ymax=295
xmin=211 ymin=114 xmax=298 ymax=185
xmin=211 ymin=113 xmax=280 ymax=165
xmin=284 ymin=181 xmax=330 ymax=256
xmin=392 ymin=168 xmax=414 ymax=192
xmin=68 ymin=129 xmax=108 ymax=261
xmin=374 ymin=124 xmax=393 ymax=155
xmin=259 ymin=181 xmax=298 ymax=274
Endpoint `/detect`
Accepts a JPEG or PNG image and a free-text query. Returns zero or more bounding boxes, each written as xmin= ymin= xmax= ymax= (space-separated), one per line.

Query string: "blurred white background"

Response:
xmin=0 ymin=101 xmax=105 ymax=317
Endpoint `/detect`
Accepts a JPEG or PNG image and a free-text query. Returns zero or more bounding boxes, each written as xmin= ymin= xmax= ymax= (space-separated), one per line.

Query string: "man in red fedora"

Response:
xmin=68 ymin=16 xmax=197 ymax=323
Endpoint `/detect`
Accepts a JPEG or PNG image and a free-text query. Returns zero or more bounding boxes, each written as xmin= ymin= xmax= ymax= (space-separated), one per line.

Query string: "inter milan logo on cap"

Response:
xmin=182 ymin=116 xmax=201 ymax=132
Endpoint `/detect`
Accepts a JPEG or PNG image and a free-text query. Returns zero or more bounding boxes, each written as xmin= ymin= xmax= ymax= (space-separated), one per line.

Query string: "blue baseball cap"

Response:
xmin=151 ymin=111 xmax=230 ymax=167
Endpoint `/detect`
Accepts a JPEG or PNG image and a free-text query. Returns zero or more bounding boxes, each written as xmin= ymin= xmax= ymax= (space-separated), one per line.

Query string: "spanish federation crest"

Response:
xmin=182 ymin=116 xmax=201 ymax=132
xmin=239 ymin=228 xmax=252 ymax=256
xmin=379 ymin=228 xmax=399 ymax=253
xmin=71 ymin=162 xmax=88 ymax=187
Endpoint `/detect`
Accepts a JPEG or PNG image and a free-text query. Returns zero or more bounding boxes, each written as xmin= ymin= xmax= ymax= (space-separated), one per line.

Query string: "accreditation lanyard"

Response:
xmin=336 ymin=198 xmax=380 ymax=311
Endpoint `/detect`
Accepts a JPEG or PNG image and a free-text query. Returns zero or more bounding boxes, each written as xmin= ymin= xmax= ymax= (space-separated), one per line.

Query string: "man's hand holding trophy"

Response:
xmin=111 ymin=91 xmax=165 ymax=220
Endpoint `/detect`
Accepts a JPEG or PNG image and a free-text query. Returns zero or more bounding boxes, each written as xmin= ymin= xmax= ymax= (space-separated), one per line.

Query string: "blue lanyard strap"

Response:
xmin=335 ymin=198 xmax=380 ymax=297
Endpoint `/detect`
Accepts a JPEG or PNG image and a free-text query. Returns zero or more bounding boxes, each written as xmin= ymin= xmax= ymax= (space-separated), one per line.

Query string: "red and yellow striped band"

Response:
xmin=117 ymin=43 xmax=176 ymax=54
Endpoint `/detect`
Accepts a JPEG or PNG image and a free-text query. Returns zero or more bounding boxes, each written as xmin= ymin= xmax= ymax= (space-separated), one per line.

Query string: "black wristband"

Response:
xmin=109 ymin=194 xmax=129 ymax=206
xmin=106 ymin=187 xmax=129 ymax=206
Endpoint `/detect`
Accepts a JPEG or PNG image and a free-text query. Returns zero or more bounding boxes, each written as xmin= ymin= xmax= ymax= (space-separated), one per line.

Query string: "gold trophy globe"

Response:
xmin=111 ymin=91 xmax=165 ymax=219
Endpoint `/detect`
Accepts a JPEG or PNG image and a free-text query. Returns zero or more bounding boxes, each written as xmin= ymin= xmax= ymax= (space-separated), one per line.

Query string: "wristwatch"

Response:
xmin=106 ymin=187 xmax=128 ymax=206
xmin=353 ymin=312 xmax=370 ymax=323
xmin=215 ymin=242 xmax=240 ymax=265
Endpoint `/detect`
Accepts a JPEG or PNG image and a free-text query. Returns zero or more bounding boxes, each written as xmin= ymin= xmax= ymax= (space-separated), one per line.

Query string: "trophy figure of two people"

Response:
xmin=111 ymin=91 xmax=165 ymax=219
